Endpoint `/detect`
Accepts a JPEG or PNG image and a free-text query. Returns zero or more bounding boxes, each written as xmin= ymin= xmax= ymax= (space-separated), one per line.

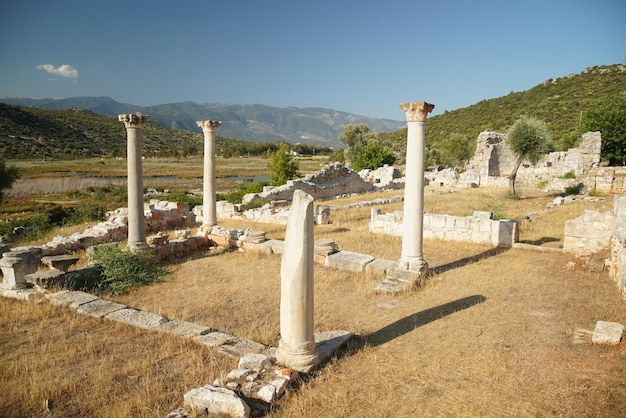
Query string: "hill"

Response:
xmin=380 ymin=63 xmax=626 ymax=161
xmin=0 ymin=98 xmax=405 ymax=147
xmin=1 ymin=63 xmax=624 ymax=161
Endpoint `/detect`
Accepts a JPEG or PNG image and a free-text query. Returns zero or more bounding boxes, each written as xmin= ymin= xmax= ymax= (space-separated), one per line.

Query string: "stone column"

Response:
xmin=399 ymin=101 xmax=434 ymax=272
xmin=276 ymin=190 xmax=319 ymax=372
xmin=196 ymin=120 xmax=222 ymax=229
xmin=119 ymin=112 xmax=149 ymax=250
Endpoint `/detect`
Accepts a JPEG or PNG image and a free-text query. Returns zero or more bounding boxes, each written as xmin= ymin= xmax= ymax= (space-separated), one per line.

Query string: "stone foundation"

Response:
xmin=369 ymin=208 xmax=519 ymax=248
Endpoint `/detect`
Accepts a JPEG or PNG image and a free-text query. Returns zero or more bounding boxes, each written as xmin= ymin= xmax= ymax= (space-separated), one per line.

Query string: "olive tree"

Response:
xmin=507 ymin=116 xmax=552 ymax=196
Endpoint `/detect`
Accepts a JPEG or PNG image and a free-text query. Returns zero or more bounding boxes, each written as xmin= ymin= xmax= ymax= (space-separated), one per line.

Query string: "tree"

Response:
xmin=338 ymin=123 xmax=379 ymax=165
xmin=506 ymin=116 xmax=552 ymax=195
xmin=435 ymin=133 xmax=475 ymax=169
xmin=0 ymin=154 xmax=19 ymax=202
xmin=267 ymin=142 xmax=300 ymax=186
xmin=581 ymin=92 xmax=626 ymax=165
xmin=351 ymin=143 xmax=396 ymax=171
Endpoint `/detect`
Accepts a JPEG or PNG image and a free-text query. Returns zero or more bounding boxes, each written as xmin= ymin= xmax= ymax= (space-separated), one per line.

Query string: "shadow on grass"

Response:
xmin=518 ymin=237 xmax=560 ymax=246
xmin=365 ymin=294 xmax=486 ymax=347
xmin=431 ymin=247 xmax=507 ymax=275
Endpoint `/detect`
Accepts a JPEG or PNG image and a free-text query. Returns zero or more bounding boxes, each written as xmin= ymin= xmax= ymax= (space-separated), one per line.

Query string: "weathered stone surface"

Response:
xmin=592 ymin=321 xmax=624 ymax=345
xmin=238 ymin=353 xmax=274 ymax=370
xmin=365 ymin=258 xmax=395 ymax=276
xmin=184 ymin=385 xmax=250 ymax=418
xmin=256 ymin=377 xmax=290 ymax=403
xmin=106 ymin=308 xmax=168 ymax=329
xmin=195 ymin=332 xmax=267 ymax=358
xmin=256 ymin=239 xmax=284 ymax=255
xmin=0 ymin=287 xmax=41 ymax=301
xmin=324 ymin=251 xmax=374 ymax=272
xmin=50 ymin=290 xmax=99 ymax=308
xmin=156 ymin=320 xmax=212 ymax=338
xmin=40 ymin=255 xmax=80 ymax=271
xmin=315 ymin=330 xmax=353 ymax=362
xmin=24 ymin=270 xmax=65 ymax=289
xmin=76 ymin=299 xmax=127 ymax=318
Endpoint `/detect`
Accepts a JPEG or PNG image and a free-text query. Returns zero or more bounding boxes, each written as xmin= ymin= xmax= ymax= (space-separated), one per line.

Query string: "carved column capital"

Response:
xmin=118 ymin=112 xmax=149 ymax=128
xmin=197 ymin=120 xmax=222 ymax=133
xmin=399 ymin=102 xmax=435 ymax=122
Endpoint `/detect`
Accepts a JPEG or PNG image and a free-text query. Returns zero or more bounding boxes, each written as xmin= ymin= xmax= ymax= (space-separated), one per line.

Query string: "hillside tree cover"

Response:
xmin=507 ymin=116 xmax=553 ymax=195
xmin=338 ymin=123 xmax=398 ymax=170
xmin=0 ymin=154 xmax=19 ymax=202
xmin=581 ymin=92 xmax=626 ymax=165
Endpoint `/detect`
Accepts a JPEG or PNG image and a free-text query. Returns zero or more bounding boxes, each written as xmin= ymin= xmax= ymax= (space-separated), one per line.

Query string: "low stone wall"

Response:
xmin=562 ymin=195 xmax=626 ymax=296
xmin=369 ymin=209 xmax=519 ymax=248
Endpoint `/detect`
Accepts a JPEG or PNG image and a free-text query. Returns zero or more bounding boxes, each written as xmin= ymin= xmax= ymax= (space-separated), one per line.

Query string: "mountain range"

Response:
xmin=0 ymin=97 xmax=405 ymax=147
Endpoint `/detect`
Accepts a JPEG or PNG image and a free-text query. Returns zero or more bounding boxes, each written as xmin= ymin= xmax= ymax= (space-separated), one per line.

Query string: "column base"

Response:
xmin=398 ymin=257 xmax=430 ymax=276
xmin=276 ymin=338 xmax=319 ymax=373
xmin=126 ymin=241 xmax=150 ymax=251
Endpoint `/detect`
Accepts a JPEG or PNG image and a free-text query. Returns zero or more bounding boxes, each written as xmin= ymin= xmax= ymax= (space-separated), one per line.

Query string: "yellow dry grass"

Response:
xmin=1 ymin=185 xmax=624 ymax=417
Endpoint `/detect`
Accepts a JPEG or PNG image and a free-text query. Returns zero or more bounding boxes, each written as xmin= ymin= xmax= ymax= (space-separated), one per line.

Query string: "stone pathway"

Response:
xmin=10 ymin=289 xmax=351 ymax=417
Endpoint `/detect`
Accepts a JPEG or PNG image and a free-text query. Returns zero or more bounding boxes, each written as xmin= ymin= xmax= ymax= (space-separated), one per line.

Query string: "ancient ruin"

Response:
xmin=119 ymin=112 xmax=150 ymax=249
xmin=197 ymin=120 xmax=222 ymax=230
xmin=275 ymin=190 xmax=319 ymax=372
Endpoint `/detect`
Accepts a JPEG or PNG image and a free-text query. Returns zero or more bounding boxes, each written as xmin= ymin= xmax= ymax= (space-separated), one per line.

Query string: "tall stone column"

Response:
xmin=196 ymin=120 xmax=222 ymax=229
xmin=119 ymin=112 xmax=149 ymax=250
xmin=399 ymin=101 xmax=434 ymax=272
xmin=276 ymin=190 xmax=319 ymax=373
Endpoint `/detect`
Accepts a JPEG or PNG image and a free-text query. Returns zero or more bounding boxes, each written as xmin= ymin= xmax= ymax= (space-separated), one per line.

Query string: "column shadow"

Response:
xmin=431 ymin=247 xmax=507 ymax=275
xmin=365 ymin=294 xmax=486 ymax=347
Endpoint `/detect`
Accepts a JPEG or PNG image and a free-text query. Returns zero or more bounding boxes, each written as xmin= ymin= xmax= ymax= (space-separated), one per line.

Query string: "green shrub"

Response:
xmin=561 ymin=170 xmax=576 ymax=179
xmin=89 ymin=245 xmax=166 ymax=295
xmin=588 ymin=188 xmax=604 ymax=197
xmin=217 ymin=181 xmax=270 ymax=204
xmin=565 ymin=183 xmax=584 ymax=195
xmin=537 ymin=180 xmax=549 ymax=189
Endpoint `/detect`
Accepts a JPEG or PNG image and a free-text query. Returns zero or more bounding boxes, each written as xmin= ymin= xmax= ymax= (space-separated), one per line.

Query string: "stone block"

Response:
xmin=315 ymin=330 xmax=353 ymax=362
xmin=156 ymin=320 xmax=212 ymax=338
xmin=106 ymin=308 xmax=168 ymax=330
xmin=24 ymin=270 xmax=65 ymax=289
xmin=195 ymin=332 xmax=267 ymax=358
xmin=77 ymin=298 xmax=127 ymax=318
xmin=324 ymin=251 xmax=374 ymax=272
xmin=238 ymin=353 xmax=274 ymax=370
xmin=40 ymin=255 xmax=80 ymax=271
xmin=0 ymin=287 xmax=41 ymax=301
xmin=184 ymin=385 xmax=250 ymax=418
xmin=365 ymin=259 xmax=395 ymax=277
xmin=50 ymin=290 xmax=99 ymax=308
xmin=256 ymin=239 xmax=284 ymax=255
xmin=592 ymin=321 xmax=624 ymax=346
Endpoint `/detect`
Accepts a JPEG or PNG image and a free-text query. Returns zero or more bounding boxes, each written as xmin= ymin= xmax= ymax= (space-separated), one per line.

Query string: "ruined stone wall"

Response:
xmin=369 ymin=208 xmax=519 ymax=248
xmin=243 ymin=163 xmax=374 ymax=204
xmin=428 ymin=131 xmax=605 ymax=192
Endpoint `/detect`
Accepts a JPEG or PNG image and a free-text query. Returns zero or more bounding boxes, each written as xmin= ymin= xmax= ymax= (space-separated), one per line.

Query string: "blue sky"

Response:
xmin=0 ymin=0 xmax=624 ymax=121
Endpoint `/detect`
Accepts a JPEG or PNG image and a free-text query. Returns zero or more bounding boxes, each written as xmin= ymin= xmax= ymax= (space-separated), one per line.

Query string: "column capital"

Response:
xmin=399 ymin=102 xmax=435 ymax=122
xmin=197 ymin=120 xmax=222 ymax=133
xmin=118 ymin=112 xmax=149 ymax=128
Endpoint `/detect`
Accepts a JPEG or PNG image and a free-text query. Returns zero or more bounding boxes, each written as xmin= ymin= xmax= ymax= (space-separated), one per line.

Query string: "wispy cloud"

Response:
xmin=36 ymin=64 xmax=79 ymax=79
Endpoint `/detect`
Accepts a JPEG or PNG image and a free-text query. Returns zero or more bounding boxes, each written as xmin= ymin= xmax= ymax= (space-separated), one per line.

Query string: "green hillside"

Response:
xmin=380 ymin=63 xmax=625 ymax=165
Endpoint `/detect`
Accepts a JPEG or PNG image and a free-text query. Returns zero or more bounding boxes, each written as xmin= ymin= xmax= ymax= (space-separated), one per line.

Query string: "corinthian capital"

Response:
xmin=197 ymin=120 xmax=222 ymax=133
xmin=399 ymin=102 xmax=435 ymax=122
xmin=118 ymin=112 xmax=149 ymax=128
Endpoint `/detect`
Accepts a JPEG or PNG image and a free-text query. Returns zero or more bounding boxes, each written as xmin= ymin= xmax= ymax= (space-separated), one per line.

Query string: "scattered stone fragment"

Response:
xmin=184 ymin=385 xmax=250 ymax=418
xmin=196 ymin=332 xmax=267 ymax=358
xmin=238 ymin=353 xmax=274 ymax=370
xmin=324 ymin=250 xmax=374 ymax=272
xmin=592 ymin=321 xmax=624 ymax=345
xmin=165 ymin=407 xmax=189 ymax=418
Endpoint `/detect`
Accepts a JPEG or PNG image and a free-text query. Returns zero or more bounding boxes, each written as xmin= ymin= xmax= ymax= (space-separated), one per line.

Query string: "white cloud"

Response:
xmin=36 ymin=64 xmax=79 ymax=79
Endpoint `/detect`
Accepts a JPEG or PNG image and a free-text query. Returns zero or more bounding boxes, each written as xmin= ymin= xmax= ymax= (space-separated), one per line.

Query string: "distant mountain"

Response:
xmin=0 ymin=97 xmax=405 ymax=147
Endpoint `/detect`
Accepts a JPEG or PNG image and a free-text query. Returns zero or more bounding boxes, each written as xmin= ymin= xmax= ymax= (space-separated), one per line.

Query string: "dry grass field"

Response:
xmin=1 ymin=165 xmax=625 ymax=417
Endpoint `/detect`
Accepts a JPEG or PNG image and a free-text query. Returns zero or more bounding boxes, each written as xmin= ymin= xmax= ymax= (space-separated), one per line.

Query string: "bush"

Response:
xmin=561 ymin=170 xmax=576 ymax=179
xmin=537 ymin=180 xmax=549 ymax=189
xmin=89 ymin=245 xmax=166 ymax=295
xmin=217 ymin=181 xmax=269 ymax=204
xmin=351 ymin=143 xmax=396 ymax=171
xmin=565 ymin=183 xmax=584 ymax=195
